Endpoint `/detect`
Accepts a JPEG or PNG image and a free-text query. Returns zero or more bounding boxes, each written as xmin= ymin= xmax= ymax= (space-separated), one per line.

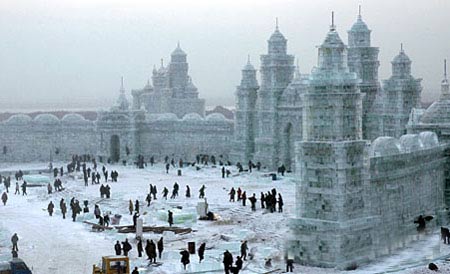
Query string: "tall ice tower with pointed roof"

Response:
xmin=347 ymin=7 xmax=381 ymax=140
xmin=254 ymin=19 xmax=295 ymax=169
xmin=288 ymin=14 xmax=375 ymax=268
xmin=232 ymin=57 xmax=259 ymax=161
xmin=379 ymin=45 xmax=422 ymax=137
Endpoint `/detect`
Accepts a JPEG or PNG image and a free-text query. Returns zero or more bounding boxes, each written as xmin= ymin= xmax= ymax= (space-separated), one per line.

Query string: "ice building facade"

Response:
xmin=285 ymin=16 xmax=448 ymax=268
xmin=131 ymin=43 xmax=205 ymax=118
xmin=0 ymin=45 xmax=233 ymax=163
xmin=232 ymin=12 xmax=424 ymax=170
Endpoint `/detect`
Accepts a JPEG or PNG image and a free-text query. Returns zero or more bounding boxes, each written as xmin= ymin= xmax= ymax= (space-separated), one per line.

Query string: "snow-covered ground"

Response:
xmin=0 ymin=162 xmax=450 ymax=274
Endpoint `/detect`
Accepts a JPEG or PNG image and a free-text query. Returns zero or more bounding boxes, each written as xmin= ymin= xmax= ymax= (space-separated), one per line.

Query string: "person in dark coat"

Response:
xmin=168 ymin=210 xmax=174 ymax=227
xmin=157 ymin=237 xmax=164 ymax=259
xmin=180 ymin=249 xmax=190 ymax=270
xmin=185 ymin=185 xmax=191 ymax=198
xmin=260 ymin=192 xmax=265 ymax=209
xmin=162 ymin=187 xmax=169 ymax=200
xmin=122 ymin=238 xmax=132 ymax=256
xmin=223 ymin=250 xmax=233 ymax=274
xmin=94 ymin=204 xmax=101 ymax=219
xmin=148 ymin=240 xmax=157 ymax=263
xmin=235 ymin=256 xmax=243 ymax=271
xmin=241 ymin=192 xmax=247 ymax=207
xmin=278 ymin=194 xmax=284 ymax=213
xmin=145 ymin=240 xmax=152 ymax=260
xmin=199 ymin=185 xmax=205 ymax=199
xmin=165 ymin=163 xmax=170 ymax=174
xmin=1 ymin=192 xmax=7 ymax=206
xmin=135 ymin=200 xmax=140 ymax=213
xmin=131 ymin=267 xmax=139 ymax=274
xmin=240 ymin=241 xmax=248 ymax=261
xmin=198 ymin=242 xmax=206 ymax=263
xmin=60 ymin=198 xmax=67 ymax=219
xmin=21 ymin=181 xmax=27 ymax=195
xmin=114 ymin=241 xmax=122 ymax=255
xmin=222 ymin=166 xmax=226 ymax=178
xmin=136 ymin=239 xmax=144 ymax=258
xmin=152 ymin=185 xmax=157 ymax=200
xmin=229 ymin=188 xmax=235 ymax=202
xmin=286 ymin=258 xmax=294 ymax=272
xmin=133 ymin=212 xmax=140 ymax=228
xmin=11 ymin=233 xmax=19 ymax=252
xmin=146 ymin=193 xmax=152 ymax=207
xmin=249 ymin=194 xmax=257 ymax=211
xmin=47 ymin=201 xmax=54 ymax=216
xmin=103 ymin=214 xmax=110 ymax=227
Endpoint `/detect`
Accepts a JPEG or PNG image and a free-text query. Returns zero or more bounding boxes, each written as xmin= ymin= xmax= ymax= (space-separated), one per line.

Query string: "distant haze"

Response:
xmin=0 ymin=0 xmax=448 ymax=111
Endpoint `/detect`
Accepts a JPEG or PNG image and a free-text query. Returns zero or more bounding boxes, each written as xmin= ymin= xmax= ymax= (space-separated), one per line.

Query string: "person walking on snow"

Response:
xmin=128 ymin=200 xmax=134 ymax=215
xmin=122 ymin=238 xmax=132 ymax=256
xmin=60 ymin=198 xmax=67 ymax=219
xmin=14 ymin=182 xmax=19 ymax=195
xmin=157 ymin=237 xmax=164 ymax=259
xmin=47 ymin=201 xmax=54 ymax=216
xmin=180 ymin=249 xmax=190 ymax=270
xmin=11 ymin=233 xmax=19 ymax=252
xmin=168 ymin=210 xmax=174 ymax=227
xmin=198 ymin=242 xmax=206 ymax=263
xmin=114 ymin=241 xmax=122 ymax=255
xmin=1 ymin=192 xmax=7 ymax=206
xmin=199 ymin=185 xmax=206 ymax=199
xmin=240 ymin=240 xmax=248 ymax=261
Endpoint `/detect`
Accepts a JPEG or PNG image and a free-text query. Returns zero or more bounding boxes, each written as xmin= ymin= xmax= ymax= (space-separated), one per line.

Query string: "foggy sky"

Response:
xmin=0 ymin=0 xmax=449 ymax=111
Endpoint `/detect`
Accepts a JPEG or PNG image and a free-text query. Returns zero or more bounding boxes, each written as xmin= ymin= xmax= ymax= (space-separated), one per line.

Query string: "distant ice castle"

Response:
xmin=0 ymin=9 xmax=449 ymax=269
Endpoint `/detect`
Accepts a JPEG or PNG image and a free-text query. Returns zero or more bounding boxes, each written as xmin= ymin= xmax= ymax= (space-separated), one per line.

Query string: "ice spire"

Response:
xmin=243 ymin=54 xmax=255 ymax=71
xmin=120 ymin=76 xmax=125 ymax=93
xmin=116 ymin=76 xmax=129 ymax=111
xmin=160 ymin=58 xmax=164 ymax=68
xmin=294 ymin=58 xmax=301 ymax=79
xmin=275 ymin=17 xmax=279 ymax=31
xmin=330 ymin=11 xmax=336 ymax=31
xmin=442 ymin=59 xmax=449 ymax=99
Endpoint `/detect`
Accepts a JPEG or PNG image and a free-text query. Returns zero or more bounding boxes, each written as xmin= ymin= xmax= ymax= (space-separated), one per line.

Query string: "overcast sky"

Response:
xmin=0 ymin=0 xmax=448 ymax=111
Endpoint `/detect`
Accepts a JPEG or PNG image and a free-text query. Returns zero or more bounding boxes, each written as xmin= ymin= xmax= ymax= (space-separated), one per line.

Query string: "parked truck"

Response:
xmin=92 ymin=256 xmax=129 ymax=274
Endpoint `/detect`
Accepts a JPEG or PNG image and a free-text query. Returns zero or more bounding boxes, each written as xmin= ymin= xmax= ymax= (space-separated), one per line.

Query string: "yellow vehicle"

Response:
xmin=92 ymin=256 xmax=130 ymax=274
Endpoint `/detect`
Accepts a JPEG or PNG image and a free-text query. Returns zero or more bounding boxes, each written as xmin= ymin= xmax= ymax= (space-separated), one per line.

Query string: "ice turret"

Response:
xmin=115 ymin=77 xmax=130 ymax=111
xmin=348 ymin=6 xmax=371 ymax=47
xmin=268 ymin=18 xmax=287 ymax=55
xmin=392 ymin=44 xmax=412 ymax=78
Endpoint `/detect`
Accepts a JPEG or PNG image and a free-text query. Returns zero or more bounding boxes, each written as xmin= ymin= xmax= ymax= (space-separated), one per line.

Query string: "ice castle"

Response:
xmin=0 ymin=9 xmax=449 ymax=269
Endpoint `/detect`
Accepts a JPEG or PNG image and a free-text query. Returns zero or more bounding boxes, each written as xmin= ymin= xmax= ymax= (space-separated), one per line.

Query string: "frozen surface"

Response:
xmin=0 ymin=162 xmax=449 ymax=273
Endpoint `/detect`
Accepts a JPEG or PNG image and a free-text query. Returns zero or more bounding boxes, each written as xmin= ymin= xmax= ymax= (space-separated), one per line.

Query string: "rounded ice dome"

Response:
xmin=61 ymin=113 xmax=87 ymax=124
xmin=206 ymin=113 xmax=227 ymax=122
xmin=5 ymin=114 xmax=32 ymax=125
xmin=418 ymin=131 xmax=439 ymax=149
xmin=399 ymin=134 xmax=423 ymax=153
xmin=182 ymin=113 xmax=203 ymax=121
xmin=370 ymin=136 xmax=402 ymax=157
xmin=33 ymin=114 xmax=60 ymax=124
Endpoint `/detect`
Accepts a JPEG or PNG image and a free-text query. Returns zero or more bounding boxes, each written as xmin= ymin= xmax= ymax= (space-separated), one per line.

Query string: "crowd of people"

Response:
xmin=2 ymin=153 xmax=295 ymax=273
